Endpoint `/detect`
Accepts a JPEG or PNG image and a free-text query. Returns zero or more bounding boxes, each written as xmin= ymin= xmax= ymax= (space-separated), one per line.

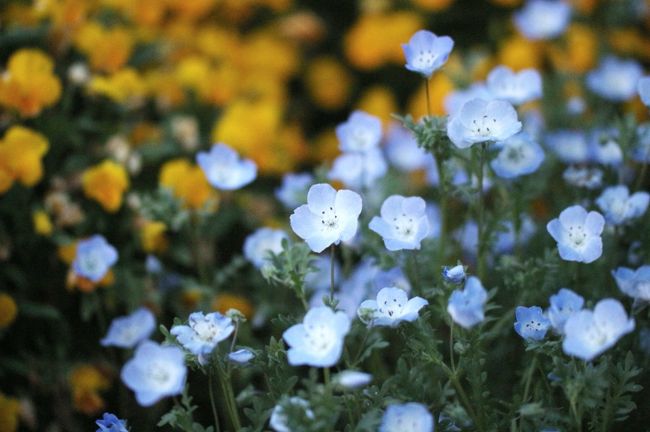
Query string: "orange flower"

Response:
xmin=141 ymin=220 xmax=168 ymax=253
xmin=212 ymin=293 xmax=254 ymax=319
xmin=0 ymin=126 xmax=49 ymax=194
xmin=159 ymin=159 xmax=217 ymax=210
xmin=547 ymin=24 xmax=597 ymax=73
xmin=0 ymin=49 xmax=61 ymax=117
xmin=81 ymin=160 xmax=129 ymax=212
xmin=498 ymin=36 xmax=542 ymax=71
xmin=0 ymin=293 xmax=18 ymax=329
xmin=74 ymin=22 xmax=133 ymax=73
xmin=88 ymin=68 xmax=147 ymax=106
xmin=411 ymin=0 xmax=455 ymax=11
xmin=69 ymin=365 xmax=110 ymax=415
xmin=356 ymin=86 xmax=398 ymax=126
xmin=0 ymin=392 xmax=21 ymax=432
xmin=306 ymin=56 xmax=353 ymax=110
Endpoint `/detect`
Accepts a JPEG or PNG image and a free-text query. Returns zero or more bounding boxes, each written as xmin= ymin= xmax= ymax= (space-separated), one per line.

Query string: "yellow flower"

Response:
xmin=498 ymin=36 xmax=542 ymax=71
xmin=212 ymin=293 xmax=254 ymax=319
xmin=0 ymin=293 xmax=18 ymax=329
xmin=547 ymin=24 xmax=597 ymax=73
xmin=174 ymin=56 xmax=239 ymax=106
xmin=0 ymin=392 xmax=21 ymax=432
xmin=306 ymin=56 xmax=353 ymax=110
xmin=159 ymin=159 xmax=217 ymax=210
xmin=411 ymin=0 xmax=455 ymax=11
xmin=57 ymin=241 xmax=78 ymax=265
xmin=241 ymin=32 xmax=299 ymax=80
xmin=166 ymin=0 xmax=216 ymax=21
xmin=356 ymin=86 xmax=398 ymax=126
xmin=82 ymin=160 xmax=129 ymax=213
xmin=407 ymin=73 xmax=455 ymax=119
xmin=74 ymin=22 xmax=134 ymax=73
xmin=69 ymin=365 xmax=110 ymax=415
xmin=141 ymin=220 xmax=168 ymax=253
xmin=0 ymin=49 xmax=61 ymax=117
xmin=0 ymin=126 xmax=49 ymax=194
xmin=310 ymin=129 xmax=340 ymax=164
xmin=32 ymin=210 xmax=53 ymax=236
xmin=88 ymin=68 xmax=147 ymax=106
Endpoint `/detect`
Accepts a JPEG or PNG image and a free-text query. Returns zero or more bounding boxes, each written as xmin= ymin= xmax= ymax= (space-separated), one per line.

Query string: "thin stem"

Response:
xmin=410 ymin=251 xmax=421 ymax=294
xmin=477 ymin=142 xmax=488 ymax=281
xmin=323 ymin=367 xmax=331 ymax=386
xmin=215 ymin=360 xmax=241 ymax=431
xmin=330 ymin=245 xmax=336 ymax=303
xmin=424 ymin=77 xmax=432 ymax=118
xmin=521 ymin=355 xmax=537 ymax=404
xmin=208 ymin=370 xmax=222 ymax=432
xmin=434 ymin=150 xmax=447 ymax=264
xmin=449 ymin=323 xmax=456 ymax=373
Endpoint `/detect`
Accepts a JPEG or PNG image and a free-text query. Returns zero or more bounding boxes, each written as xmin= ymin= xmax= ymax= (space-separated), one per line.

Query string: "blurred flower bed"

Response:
xmin=2 ymin=0 xmax=650 ymax=431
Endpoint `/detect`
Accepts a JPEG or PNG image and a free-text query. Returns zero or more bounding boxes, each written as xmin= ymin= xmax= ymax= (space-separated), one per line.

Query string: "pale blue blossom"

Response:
xmin=380 ymin=402 xmax=434 ymax=432
xmin=562 ymin=298 xmax=635 ymax=361
xmin=145 ymin=255 xmax=162 ymax=274
xmin=335 ymin=370 xmax=372 ymax=389
xmin=447 ymin=98 xmax=522 ymax=149
xmin=401 ymin=30 xmax=454 ymax=78
xmin=588 ymin=128 xmax=623 ymax=166
xmin=545 ymin=130 xmax=590 ymax=164
xmin=425 ymin=202 xmax=441 ymax=239
xmin=442 ymin=264 xmax=466 ymax=284
xmin=547 ymin=288 xmax=584 ymax=334
xmin=228 ymin=348 xmax=255 ymax=365
xmin=243 ymin=228 xmax=288 ymax=268
xmin=283 ymin=306 xmax=350 ymax=367
xmin=196 ymin=143 xmax=257 ymax=190
xmin=385 ymin=123 xmax=432 ymax=172
xmin=276 ymin=173 xmax=314 ymax=209
xmin=336 ymin=110 xmax=382 ymax=153
xmin=447 ymin=276 xmax=488 ymax=329
xmin=96 ymin=413 xmax=128 ymax=432
xmin=493 ymin=215 xmax=537 ymax=254
xmin=633 ymin=124 xmax=650 ymax=163
xmin=369 ymin=195 xmax=429 ymax=251
xmin=73 ymin=235 xmax=118 ymax=282
xmin=170 ymin=312 xmax=234 ymax=365
xmin=546 ymin=205 xmax=604 ymax=263
xmin=514 ymin=306 xmax=550 ymax=340
xmin=445 ymin=83 xmax=493 ymax=116
xmin=586 ymin=56 xmax=644 ymax=102
xmin=101 ymin=308 xmax=155 ymax=349
xmin=357 ymin=287 xmax=428 ymax=328
xmin=562 ymin=166 xmax=603 ymax=190
xmin=639 ymin=76 xmax=650 ymax=107
xmin=486 ymin=66 xmax=542 ymax=105
xmin=121 ymin=341 xmax=187 ymax=406
xmin=612 ymin=265 xmax=650 ymax=301
xmin=270 ymin=397 xmax=314 ymax=432
xmin=328 ymin=148 xmax=388 ymax=190
xmin=596 ymin=185 xmax=650 ymax=226
xmin=513 ymin=0 xmax=571 ymax=40
xmin=376 ymin=266 xmax=412 ymax=293
xmin=491 ymin=132 xmax=545 ymax=178
xmin=290 ymin=183 xmax=362 ymax=253
xmin=305 ymin=254 xmax=340 ymax=293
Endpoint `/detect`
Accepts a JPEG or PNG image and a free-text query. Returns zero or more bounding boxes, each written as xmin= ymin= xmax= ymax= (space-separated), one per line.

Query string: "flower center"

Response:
xmin=305 ymin=324 xmax=336 ymax=353
xmin=566 ymin=224 xmax=587 ymax=247
xmin=415 ymin=49 xmax=436 ymax=68
xmin=378 ymin=297 xmax=404 ymax=318
xmin=319 ymin=206 xmax=339 ymax=231
xmin=193 ymin=321 xmax=220 ymax=342
xmin=392 ymin=214 xmax=416 ymax=240
xmin=146 ymin=361 xmax=171 ymax=386
xmin=471 ymin=114 xmax=498 ymax=138
xmin=350 ymin=128 xmax=373 ymax=150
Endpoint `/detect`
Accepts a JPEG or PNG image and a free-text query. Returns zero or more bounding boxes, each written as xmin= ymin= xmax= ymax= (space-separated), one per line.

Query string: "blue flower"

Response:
xmin=586 ymin=56 xmax=644 ymax=102
xmin=486 ymin=66 xmax=542 ymax=105
xmin=270 ymin=397 xmax=314 ymax=432
xmin=290 ymin=183 xmax=362 ymax=253
xmin=380 ymin=402 xmax=434 ymax=432
xmin=275 ymin=172 xmax=314 ymax=209
xmin=442 ymin=264 xmax=466 ymax=284
xmin=639 ymin=76 xmax=650 ymax=107
xmin=445 ymin=83 xmax=492 ymax=116
xmin=121 ymin=341 xmax=187 ymax=406
xmin=145 ymin=255 xmax=162 ymax=274
xmin=336 ymin=110 xmax=382 ymax=153
xmin=547 ymin=288 xmax=584 ymax=334
xmin=612 ymin=265 xmax=650 ymax=301
xmin=101 ymin=308 xmax=155 ymax=349
xmin=96 ymin=413 xmax=128 ymax=432
xmin=73 ymin=235 xmax=118 ymax=282
xmin=513 ymin=0 xmax=571 ymax=40
xmin=562 ymin=298 xmax=635 ymax=361
xmin=385 ymin=123 xmax=433 ymax=172
xmin=328 ymin=148 xmax=388 ymax=190
xmin=196 ymin=143 xmax=257 ymax=190
xmin=493 ymin=215 xmax=537 ymax=255
xmin=375 ymin=266 xmax=412 ymax=293
xmin=545 ymin=129 xmax=589 ymax=164
xmin=491 ymin=132 xmax=545 ymax=179
xmin=228 ymin=348 xmax=255 ymax=365
xmin=170 ymin=312 xmax=234 ymax=365
xmin=369 ymin=195 xmax=429 ymax=251
xmin=588 ymin=128 xmax=623 ymax=166
xmin=447 ymin=276 xmax=488 ymax=329
xmin=334 ymin=370 xmax=372 ymax=389
xmin=401 ymin=30 xmax=454 ymax=78
xmin=425 ymin=202 xmax=441 ymax=239
xmin=283 ymin=306 xmax=350 ymax=367
xmin=447 ymin=98 xmax=522 ymax=149
xmin=596 ymin=185 xmax=650 ymax=226
xmin=546 ymin=205 xmax=604 ymax=263
xmin=562 ymin=166 xmax=603 ymax=190
xmin=357 ymin=287 xmax=428 ymax=328
xmin=514 ymin=306 xmax=551 ymax=341
xmin=633 ymin=124 xmax=650 ymax=162
xmin=243 ymin=227 xmax=288 ymax=268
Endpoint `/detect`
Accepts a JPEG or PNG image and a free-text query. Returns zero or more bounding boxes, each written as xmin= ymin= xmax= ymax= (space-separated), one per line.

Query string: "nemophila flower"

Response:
xmin=243 ymin=228 xmax=288 ymax=268
xmin=426 ymin=202 xmax=441 ymax=239
xmin=283 ymin=306 xmax=350 ymax=367
xmin=612 ymin=266 xmax=650 ymax=301
xmin=385 ymin=124 xmax=432 ymax=172
xmin=275 ymin=172 xmax=314 ymax=209
xmin=633 ymin=124 xmax=650 ymax=163
xmin=290 ymin=183 xmax=362 ymax=253
xmin=369 ymin=195 xmax=429 ymax=251
xmin=447 ymin=98 xmax=522 ymax=149
xmin=336 ymin=110 xmax=382 ymax=153
xmin=546 ymin=205 xmax=604 ymax=263
xmin=145 ymin=255 xmax=162 ymax=274
xmin=486 ymin=66 xmax=542 ymax=105
xmin=513 ymin=0 xmax=571 ymax=41
xmin=562 ymin=166 xmax=603 ymax=190
xmin=445 ymin=83 xmax=492 ymax=116
xmin=494 ymin=216 xmax=537 ymax=255
xmin=270 ymin=397 xmax=314 ymax=432
xmin=401 ymin=29 xmax=454 ymax=78
xmin=588 ymin=128 xmax=623 ymax=166
xmin=447 ymin=276 xmax=488 ymax=329
xmin=380 ymin=402 xmax=434 ymax=432
xmin=335 ymin=370 xmax=372 ymax=389
xmin=562 ymin=298 xmax=635 ymax=361
xmin=96 ymin=413 xmax=128 ymax=432
xmin=328 ymin=148 xmax=388 ymax=190
xmin=73 ymin=235 xmax=118 ymax=282
xmin=101 ymin=308 xmax=155 ymax=349
xmin=547 ymin=288 xmax=584 ymax=334
xmin=121 ymin=341 xmax=187 ymax=406
xmin=170 ymin=312 xmax=234 ymax=365
xmin=228 ymin=348 xmax=255 ymax=365
xmin=514 ymin=306 xmax=551 ymax=341
xmin=196 ymin=143 xmax=257 ymax=190
xmin=545 ymin=130 xmax=589 ymax=164
xmin=357 ymin=287 xmax=428 ymax=327
xmin=442 ymin=264 xmax=466 ymax=284
xmin=376 ymin=267 xmax=412 ymax=293
xmin=586 ymin=56 xmax=643 ymax=102
xmin=596 ymin=185 xmax=650 ymax=226
xmin=491 ymin=132 xmax=545 ymax=179
xmin=639 ymin=76 xmax=650 ymax=106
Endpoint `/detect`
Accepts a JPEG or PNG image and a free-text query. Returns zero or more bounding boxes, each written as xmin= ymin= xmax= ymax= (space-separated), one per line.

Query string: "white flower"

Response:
xmin=290 ymin=183 xmax=362 ymax=253
xmin=447 ymin=98 xmax=522 ymax=149
xmin=546 ymin=205 xmax=604 ymax=263
xmin=196 ymin=143 xmax=257 ymax=190
xmin=595 ymin=185 xmax=650 ymax=226
xmin=380 ymin=402 xmax=434 ymax=432
xmin=357 ymin=287 xmax=428 ymax=328
xmin=334 ymin=370 xmax=373 ymax=389
xmin=612 ymin=266 xmax=650 ymax=301
xmin=328 ymin=148 xmax=388 ymax=190
xmin=171 ymin=312 xmax=234 ymax=365
xmin=336 ymin=110 xmax=382 ymax=153
xmin=270 ymin=397 xmax=314 ymax=432
xmin=486 ymin=65 xmax=542 ymax=105
xmin=101 ymin=308 xmax=155 ymax=348
xmin=369 ymin=195 xmax=429 ymax=251
xmin=243 ymin=227 xmax=288 ymax=268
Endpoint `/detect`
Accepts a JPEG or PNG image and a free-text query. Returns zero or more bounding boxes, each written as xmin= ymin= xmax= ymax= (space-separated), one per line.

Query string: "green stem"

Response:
xmin=410 ymin=250 xmax=421 ymax=294
xmin=449 ymin=323 xmax=456 ymax=373
xmin=477 ymin=142 xmax=488 ymax=281
xmin=521 ymin=355 xmax=537 ymax=404
xmin=424 ymin=77 xmax=432 ymax=118
xmin=330 ymin=245 xmax=336 ymax=303
xmin=323 ymin=367 xmax=331 ymax=386
xmin=208 ymin=370 xmax=222 ymax=432
xmin=434 ymin=149 xmax=447 ymax=264
xmin=215 ymin=360 xmax=241 ymax=431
